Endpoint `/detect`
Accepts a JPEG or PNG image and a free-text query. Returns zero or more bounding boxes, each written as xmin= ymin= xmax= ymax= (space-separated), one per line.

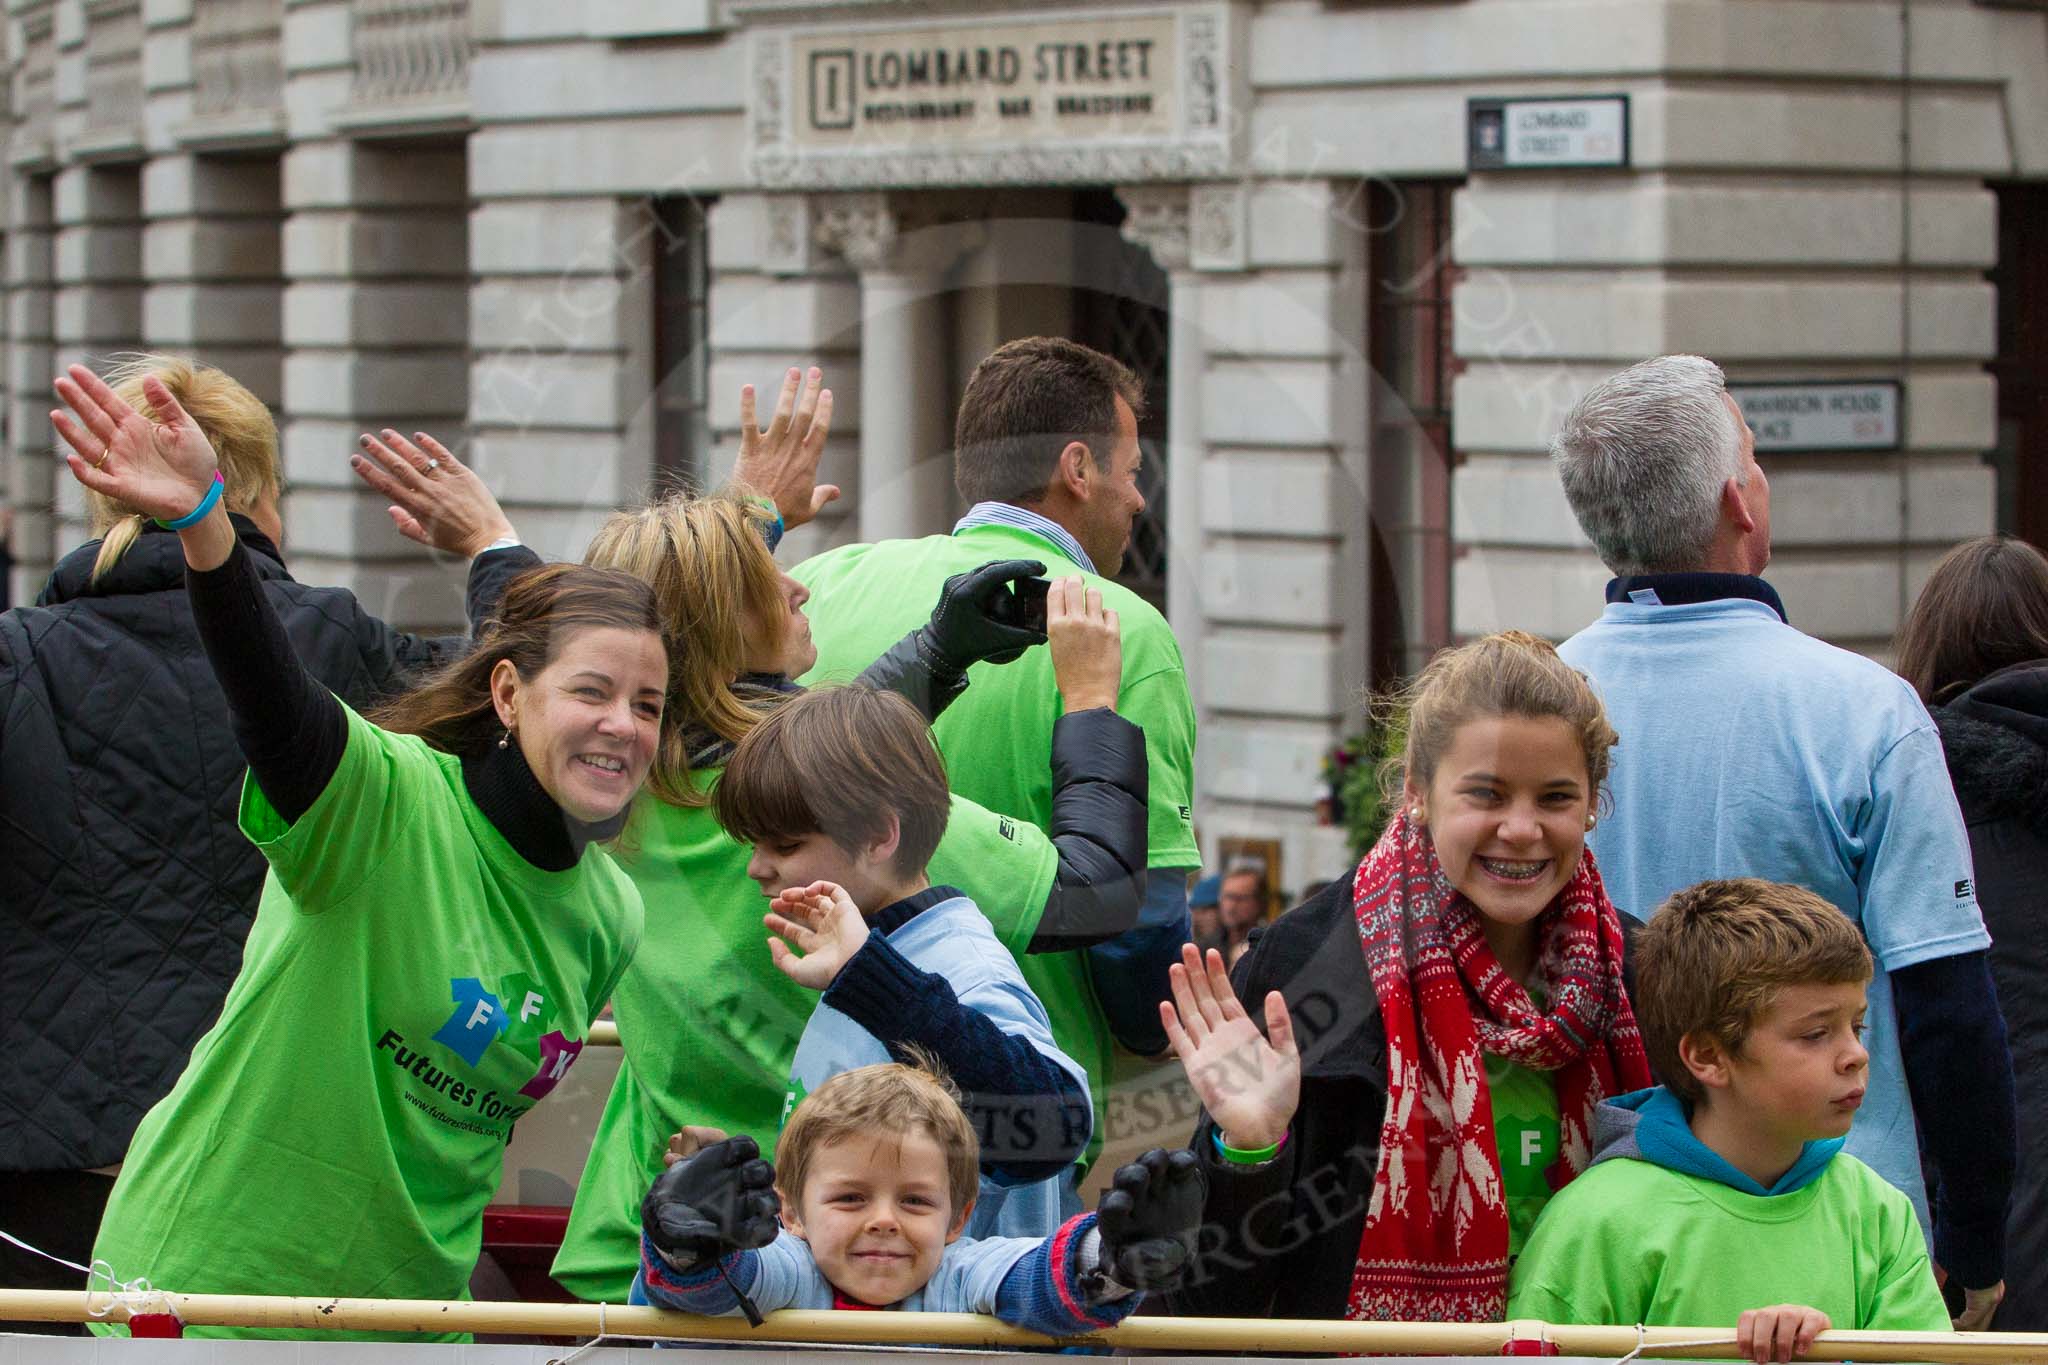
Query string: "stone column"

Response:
xmin=1154 ymin=176 xmax=1367 ymax=881
xmin=1118 ymin=185 xmax=1204 ymax=725
xmin=52 ymin=162 xmax=145 ymax=550
xmin=815 ymin=194 xmax=977 ymax=544
xmin=280 ymin=139 xmax=469 ymax=628
xmin=705 ymin=192 xmax=863 ymax=564
xmin=5 ymin=175 xmax=58 ymax=601
xmin=142 ymin=154 xmax=285 ymax=405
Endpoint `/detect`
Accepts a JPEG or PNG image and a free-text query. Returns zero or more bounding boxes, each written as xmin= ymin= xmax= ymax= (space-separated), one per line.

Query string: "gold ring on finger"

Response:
xmin=93 ymin=445 xmax=110 ymax=470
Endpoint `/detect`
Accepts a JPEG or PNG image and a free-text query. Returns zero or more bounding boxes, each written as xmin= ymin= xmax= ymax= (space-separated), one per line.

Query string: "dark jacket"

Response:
xmin=1167 ymin=877 xmax=1643 ymax=1321
xmin=1932 ymin=661 xmax=2048 ymax=1330
xmin=0 ymin=519 xmax=520 ymax=1171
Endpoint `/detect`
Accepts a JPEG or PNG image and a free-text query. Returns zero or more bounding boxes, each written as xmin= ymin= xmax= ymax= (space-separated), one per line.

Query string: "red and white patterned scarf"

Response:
xmin=1345 ymin=812 xmax=1650 ymax=1324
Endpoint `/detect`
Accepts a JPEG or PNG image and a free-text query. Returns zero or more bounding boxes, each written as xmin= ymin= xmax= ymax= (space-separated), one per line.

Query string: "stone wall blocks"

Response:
xmin=1197 ymin=539 xmax=1339 ymax=628
xmin=705 ymin=359 xmax=863 ymax=435
xmin=1904 ymin=456 xmax=1995 ymax=542
xmin=144 ymin=282 xmax=284 ymax=344
xmin=1451 ymin=454 xmax=1589 ymax=549
xmin=470 ymin=276 xmax=627 ymax=353
xmin=283 ymin=68 xmax=354 ymax=141
xmin=1200 ymin=450 xmax=1341 ymax=535
xmin=1762 ymin=553 xmax=1906 ymax=640
xmin=141 ymin=27 xmax=191 ymax=93
xmin=283 ymin=143 xmax=467 ymax=212
xmin=55 ymin=226 xmax=145 ymax=284
xmin=1198 ymin=271 xmax=1341 ymax=360
xmin=284 ymin=351 xmax=471 ymax=421
xmin=468 ymin=352 xmax=624 ymax=431
xmin=1201 ymin=358 xmax=1337 ymax=447
xmin=53 ymin=288 xmax=145 ymax=347
xmin=1756 ymin=463 xmax=1904 ymax=546
xmin=469 ymin=118 xmax=748 ymax=200
xmin=284 ymin=281 xmax=469 ymax=347
xmin=6 ymin=289 xmax=55 ymax=339
xmin=1201 ymin=715 xmax=1335 ymax=812
xmin=1203 ymin=631 xmax=1342 ymax=718
xmin=1453 ymin=547 xmax=1611 ymax=640
xmin=54 ymin=166 xmax=143 ymax=223
xmin=282 ymin=3 xmax=353 ymax=74
xmin=143 ymin=219 xmax=284 ymax=279
xmin=462 ymin=427 xmax=637 ymax=506
xmin=282 ymin=211 xmax=469 ymax=279
xmin=471 ymin=42 xmax=742 ymax=122
xmin=470 ymin=198 xmax=630 ymax=276
xmin=285 ymin=552 xmax=469 ymax=633
xmin=1904 ymin=370 xmax=1996 ymax=451
xmin=708 ymin=275 xmax=861 ymax=352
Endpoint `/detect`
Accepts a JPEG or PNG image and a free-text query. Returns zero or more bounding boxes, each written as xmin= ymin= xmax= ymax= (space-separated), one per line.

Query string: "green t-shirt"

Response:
xmin=88 ymin=706 xmax=644 ymax=1341
xmin=1507 ymin=1151 xmax=1951 ymax=1333
xmin=1484 ymin=1054 xmax=1560 ymax=1258
xmin=551 ymin=777 xmax=1105 ymax=1303
xmin=792 ymin=523 xmax=1199 ymax=872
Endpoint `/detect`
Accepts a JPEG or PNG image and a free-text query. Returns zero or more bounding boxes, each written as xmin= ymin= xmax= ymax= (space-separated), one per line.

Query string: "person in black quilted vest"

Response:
xmin=0 ymin=354 xmax=528 ymax=1332
xmin=1897 ymin=533 xmax=2048 ymax=1331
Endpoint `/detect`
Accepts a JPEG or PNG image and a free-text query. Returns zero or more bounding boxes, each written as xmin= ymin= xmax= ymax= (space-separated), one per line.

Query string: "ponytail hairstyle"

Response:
xmin=1895 ymin=534 xmax=2048 ymax=704
xmin=1379 ymin=629 xmax=1618 ymax=817
xmin=90 ymin=354 xmax=282 ymax=582
xmin=582 ymin=489 xmax=789 ymax=805
xmin=370 ymin=563 xmax=669 ymax=755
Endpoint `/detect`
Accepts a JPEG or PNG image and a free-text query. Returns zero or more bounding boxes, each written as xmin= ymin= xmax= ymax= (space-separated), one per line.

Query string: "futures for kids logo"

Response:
xmin=375 ymin=974 xmax=586 ymax=1132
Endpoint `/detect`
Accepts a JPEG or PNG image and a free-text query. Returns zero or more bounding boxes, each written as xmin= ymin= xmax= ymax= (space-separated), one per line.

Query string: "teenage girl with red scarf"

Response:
xmin=1163 ymin=630 xmax=1652 ymax=1324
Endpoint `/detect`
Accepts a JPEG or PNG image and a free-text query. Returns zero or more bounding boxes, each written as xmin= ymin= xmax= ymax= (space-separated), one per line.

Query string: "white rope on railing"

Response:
xmin=1 ymin=1288 xmax=2041 ymax=1360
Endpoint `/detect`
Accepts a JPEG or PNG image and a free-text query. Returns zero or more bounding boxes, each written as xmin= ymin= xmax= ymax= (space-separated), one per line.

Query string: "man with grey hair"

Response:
xmin=1554 ymin=354 xmax=2013 ymax=1328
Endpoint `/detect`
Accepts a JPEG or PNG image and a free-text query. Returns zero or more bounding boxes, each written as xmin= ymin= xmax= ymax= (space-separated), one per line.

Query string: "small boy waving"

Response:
xmin=633 ymin=1062 xmax=1201 ymax=1329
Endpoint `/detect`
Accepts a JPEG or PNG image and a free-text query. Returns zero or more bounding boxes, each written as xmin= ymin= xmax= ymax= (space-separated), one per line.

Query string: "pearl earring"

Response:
xmin=498 ymin=728 xmax=512 ymax=750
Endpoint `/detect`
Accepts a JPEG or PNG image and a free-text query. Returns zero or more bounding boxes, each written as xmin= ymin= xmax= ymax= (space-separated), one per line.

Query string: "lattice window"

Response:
xmin=351 ymin=0 xmax=470 ymax=105
xmin=652 ymin=195 xmax=715 ymax=492
xmin=193 ymin=0 xmax=284 ymax=118
xmin=85 ymin=0 xmax=142 ymax=134
xmin=1367 ymin=179 xmax=1460 ymax=686
xmin=1074 ymin=189 xmax=1170 ymax=609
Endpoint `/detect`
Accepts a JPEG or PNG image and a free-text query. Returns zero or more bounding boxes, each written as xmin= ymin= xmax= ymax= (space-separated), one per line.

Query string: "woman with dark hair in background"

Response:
xmin=0 ymin=356 xmax=528 ymax=1334
xmin=1897 ymin=532 xmax=2048 ymax=1330
xmin=48 ymin=363 xmax=666 ymax=1340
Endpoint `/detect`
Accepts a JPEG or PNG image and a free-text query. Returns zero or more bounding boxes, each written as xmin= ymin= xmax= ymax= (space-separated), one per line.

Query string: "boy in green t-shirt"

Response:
xmin=1508 ymin=879 xmax=1951 ymax=1363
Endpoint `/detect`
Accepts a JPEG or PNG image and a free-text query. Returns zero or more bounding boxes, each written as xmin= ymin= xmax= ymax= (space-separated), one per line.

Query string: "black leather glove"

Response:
xmin=642 ymin=1135 xmax=781 ymax=1267
xmin=1094 ymin=1147 xmax=1206 ymax=1292
xmin=856 ymin=559 xmax=1049 ymax=722
xmin=921 ymin=558 xmax=1049 ymax=670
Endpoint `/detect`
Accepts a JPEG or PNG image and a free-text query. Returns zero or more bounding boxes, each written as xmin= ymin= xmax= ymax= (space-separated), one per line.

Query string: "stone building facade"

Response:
xmin=5 ymin=0 xmax=2047 ymax=887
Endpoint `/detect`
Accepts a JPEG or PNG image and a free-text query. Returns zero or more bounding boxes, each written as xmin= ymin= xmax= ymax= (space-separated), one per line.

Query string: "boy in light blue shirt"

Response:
xmin=632 ymin=1062 xmax=1200 ymax=1328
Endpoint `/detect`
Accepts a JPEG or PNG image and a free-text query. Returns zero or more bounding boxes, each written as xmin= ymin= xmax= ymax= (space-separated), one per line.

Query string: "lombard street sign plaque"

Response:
xmin=748 ymin=5 xmax=1235 ymax=187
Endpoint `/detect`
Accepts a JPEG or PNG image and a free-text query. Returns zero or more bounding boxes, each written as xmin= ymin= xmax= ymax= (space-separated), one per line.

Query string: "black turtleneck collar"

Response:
xmin=39 ymin=513 xmax=286 ymax=607
xmin=459 ymin=736 xmax=627 ymax=873
xmin=868 ymin=884 xmax=964 ymax=938
xmin=1604 ymin=572 xmax=1788 ymax=623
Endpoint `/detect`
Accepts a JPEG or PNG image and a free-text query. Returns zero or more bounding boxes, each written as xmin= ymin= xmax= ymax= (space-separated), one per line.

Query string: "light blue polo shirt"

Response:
xmin=1560 ymin=593 xmax=1987 ymax=1239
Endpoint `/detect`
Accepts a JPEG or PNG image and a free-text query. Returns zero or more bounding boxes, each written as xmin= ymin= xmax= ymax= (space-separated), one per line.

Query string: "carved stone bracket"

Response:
xmin=1118 ymin=185 xmax=1191 ymax=273
xmin=813 ymin=193 xmax=900 ymax=273
xmin=1190 ymin=181 xmax=1247 ymax=272
xmin=813 ymin=194 xmax=986 ymax=278
xmin=762 ymin=195 xmax=814 ymax=275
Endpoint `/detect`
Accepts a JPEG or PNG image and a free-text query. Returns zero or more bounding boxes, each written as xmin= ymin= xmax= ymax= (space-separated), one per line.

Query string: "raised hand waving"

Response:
xmin=52 ymin=364 xmax=220 ymax=524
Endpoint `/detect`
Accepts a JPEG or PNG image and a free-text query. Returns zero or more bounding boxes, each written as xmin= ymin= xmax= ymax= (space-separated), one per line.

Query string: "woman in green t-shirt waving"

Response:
xmin=52 ymin=363 xmax=669 ymax=1339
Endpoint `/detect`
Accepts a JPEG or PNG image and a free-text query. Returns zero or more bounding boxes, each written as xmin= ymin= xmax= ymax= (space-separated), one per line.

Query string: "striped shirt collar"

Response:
xmin=952 ymin=501 xmax=1096 ymax=574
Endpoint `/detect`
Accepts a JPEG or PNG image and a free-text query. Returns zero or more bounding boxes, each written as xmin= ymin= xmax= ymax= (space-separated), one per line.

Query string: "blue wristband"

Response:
xmin=155 ymin=471 xmax=224 ymax=531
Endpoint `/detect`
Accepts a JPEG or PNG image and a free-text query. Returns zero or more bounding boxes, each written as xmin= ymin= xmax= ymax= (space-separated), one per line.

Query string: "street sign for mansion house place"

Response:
xmin=747 ymin=5 xmax=1235 ymax=186
xmin=1727 ymin=381 xmax=1903 ymax=453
